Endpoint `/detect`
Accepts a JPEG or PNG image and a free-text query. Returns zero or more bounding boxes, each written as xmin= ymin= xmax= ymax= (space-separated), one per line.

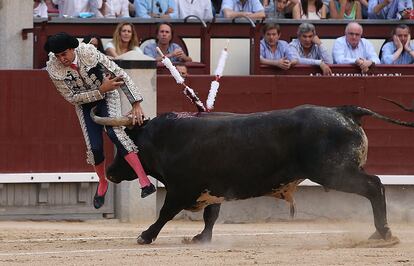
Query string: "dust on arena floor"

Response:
xmin=0 ymin=219 xmax=413 ymax=265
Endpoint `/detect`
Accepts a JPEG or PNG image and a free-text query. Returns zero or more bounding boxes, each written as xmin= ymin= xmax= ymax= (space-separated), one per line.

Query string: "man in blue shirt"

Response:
xmin=368 ymin=0 xmax=412 ymax=19
xmin=290 ymin=23 xmax=333 ymax=75
xmin=332 ymin=22 xmax=380 ymax=73
xmin=135 ymin=0 xmax=177 ymax=18
xmin=144 ymin=22 xmax=192 ymax=63
xmin=221 ymin=0 xmax=266 ymax=19
xmin=381 ymin=24 xmax=414 ymax=64
xmin=260 ymin=23 xmax=297 ymax=70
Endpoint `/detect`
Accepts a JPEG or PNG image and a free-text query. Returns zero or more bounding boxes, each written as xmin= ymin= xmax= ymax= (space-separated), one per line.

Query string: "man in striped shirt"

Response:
xmin=289 ymin=23 xmax=333 ymax=76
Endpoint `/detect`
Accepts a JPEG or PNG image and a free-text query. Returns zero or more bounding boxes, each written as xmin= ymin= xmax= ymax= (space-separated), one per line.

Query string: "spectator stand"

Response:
xmin=25 ymin=18 xmax=414 ymax=75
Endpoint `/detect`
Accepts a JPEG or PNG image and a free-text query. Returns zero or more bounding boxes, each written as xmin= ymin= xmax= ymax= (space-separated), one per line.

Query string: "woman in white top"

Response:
xmin=292 ymin=0 xmax=327 ymax=19
xmin=105 ymin=22 xmax=142 ymax=58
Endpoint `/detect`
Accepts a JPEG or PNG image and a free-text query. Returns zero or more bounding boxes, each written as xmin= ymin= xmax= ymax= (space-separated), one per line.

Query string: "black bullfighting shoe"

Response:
xmin=141 ymin=183 xmax=156 ymax=198
xmin=93 ymin=186 xmax=107 ymax=209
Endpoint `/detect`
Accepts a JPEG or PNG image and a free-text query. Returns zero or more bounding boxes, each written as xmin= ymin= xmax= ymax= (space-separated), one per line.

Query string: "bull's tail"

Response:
xmin=338 ymin=105 xmax=414 ymax=128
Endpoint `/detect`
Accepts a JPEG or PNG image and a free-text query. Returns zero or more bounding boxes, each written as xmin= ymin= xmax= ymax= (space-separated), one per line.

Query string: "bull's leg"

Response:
xmin=137 ymin=194 xmax=184 ymax=245
xmin=191 ymin=203 xmax=221 ymax=243
xmin=314 ymin=171 xmax=392 ymax=240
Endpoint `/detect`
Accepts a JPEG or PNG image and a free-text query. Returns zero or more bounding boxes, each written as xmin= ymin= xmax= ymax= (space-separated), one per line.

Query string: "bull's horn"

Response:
xmin=379 ymin=96 xmax=414 ymax=112
xmin=90 ymin=106 xmax=133 ymax=126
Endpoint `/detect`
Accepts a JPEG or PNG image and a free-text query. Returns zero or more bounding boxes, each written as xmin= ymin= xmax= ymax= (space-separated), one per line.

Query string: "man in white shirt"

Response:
xmin=332 ymin=22 xmax=380 ymax=73
xmin=52 ymin=0 xmax=102 ymax=17
xmin=176 ymin=0 xmax=213 ymax=19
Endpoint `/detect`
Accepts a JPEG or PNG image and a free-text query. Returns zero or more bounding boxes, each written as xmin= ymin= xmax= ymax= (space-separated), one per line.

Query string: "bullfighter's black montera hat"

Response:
xmin=44 ymin=32 xmax=79 ymax=54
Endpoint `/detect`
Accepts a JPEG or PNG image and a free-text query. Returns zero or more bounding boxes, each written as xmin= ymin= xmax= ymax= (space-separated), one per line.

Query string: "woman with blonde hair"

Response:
xmin=105 ymin=22 xmax=142 ymax=58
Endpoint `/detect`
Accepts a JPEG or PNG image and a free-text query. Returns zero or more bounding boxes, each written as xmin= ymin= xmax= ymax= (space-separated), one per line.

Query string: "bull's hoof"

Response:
xmin=137 ymin=235 xmax=152 ymax=245
xmin=192 ymin=233 xmax=212 ymax=244
xmin=355 ymin=236 xmax=400 ymax=248
xmin=355 ymin=229 xmax=400 ymax=248
xmin=181 ymin=235 xmax=212 ymax=245
xmin=369 ymin=228 xmax=392 ymax=241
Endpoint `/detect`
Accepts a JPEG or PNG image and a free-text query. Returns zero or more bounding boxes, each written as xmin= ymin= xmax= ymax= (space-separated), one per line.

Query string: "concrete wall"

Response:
xmin=0 ymin=0 xmax=33 ymax=69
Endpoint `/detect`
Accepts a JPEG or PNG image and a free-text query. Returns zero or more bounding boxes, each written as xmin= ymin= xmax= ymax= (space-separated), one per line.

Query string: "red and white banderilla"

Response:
xmin=156 ymin=47 xmax=206 ymax=112
xmin=206 ymin=40 xmax=229 ymax=111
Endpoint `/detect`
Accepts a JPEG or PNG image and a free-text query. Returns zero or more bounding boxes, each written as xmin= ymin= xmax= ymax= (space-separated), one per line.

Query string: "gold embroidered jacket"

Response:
xmin=46 ymin=43 xmax=143 ymax=106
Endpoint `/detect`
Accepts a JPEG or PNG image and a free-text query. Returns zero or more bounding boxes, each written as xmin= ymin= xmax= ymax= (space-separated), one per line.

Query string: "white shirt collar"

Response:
xmin=72 ymin=53 xmax=78 ymax=65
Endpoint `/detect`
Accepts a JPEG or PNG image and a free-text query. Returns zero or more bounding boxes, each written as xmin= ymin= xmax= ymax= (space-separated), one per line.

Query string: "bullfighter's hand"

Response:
xmin=99 ymin=75 xmax=124 ymax=93
xmin=129 ymin=101 xmax=146 ymax=126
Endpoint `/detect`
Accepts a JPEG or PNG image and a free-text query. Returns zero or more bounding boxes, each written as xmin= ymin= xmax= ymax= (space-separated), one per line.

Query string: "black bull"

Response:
xmin=92 ymin=104 xmax=414 ymax=245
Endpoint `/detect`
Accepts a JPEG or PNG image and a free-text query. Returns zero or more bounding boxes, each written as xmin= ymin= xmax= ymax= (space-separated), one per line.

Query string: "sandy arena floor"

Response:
xmin=0 ymin=219 xmax=413 ymax=265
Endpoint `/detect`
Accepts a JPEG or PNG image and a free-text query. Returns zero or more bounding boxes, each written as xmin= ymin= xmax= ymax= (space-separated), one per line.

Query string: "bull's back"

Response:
xmin=139 ymin=106 xmax=366 ymax=199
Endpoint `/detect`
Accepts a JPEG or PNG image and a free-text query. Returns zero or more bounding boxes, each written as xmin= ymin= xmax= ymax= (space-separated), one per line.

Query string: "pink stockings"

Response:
xmin=94 ymin=153 xmax=151 ymax=197
xmin=94 ymin=161 xmax=108 ymax=196
xmin=124 ymin=152 xmax=152 ymax=188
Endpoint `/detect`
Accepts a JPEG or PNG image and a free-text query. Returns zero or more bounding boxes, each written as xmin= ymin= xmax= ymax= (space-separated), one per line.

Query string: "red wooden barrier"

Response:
xmin=0 ymin=70 xmax=113 ymax=173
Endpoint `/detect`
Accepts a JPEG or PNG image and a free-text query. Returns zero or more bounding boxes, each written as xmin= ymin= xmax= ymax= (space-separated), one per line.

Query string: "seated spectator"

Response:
xmin=290 ymin=23 xmax=333 ymax=75
xmin=144 ymin=23 xmax=192 ymax=63
xmin=292 ymin=0 xmax=327 ymax=19
xmin=329 ymin=0 xmax=362 ymax=19
xmin=260 ymin=23 xmax=297 ymax=70
xmin=264 ymin=0 xmax=299 ymax=18
xmin=105 ymin=22 xmax=142 ymax=58
xmin=83 ymin=34 xmax=105 ymax=53
xmin=381 ymin=24 xmax=414 ymax=64
xmin=176 ymin=63 xmax=188 ymax=78
xmin=368 ymin=0 xmax=412 ymax=19
xmin=221 ymin=0 xmax=266 ymax=19
xmin=266 ymin=0 xmax=288 ymax=18
xmin=135 ymin=0 xmax=177 ymax=18
xmin=97 ymin=0 xmax=130 ymax=17
xmin=332 ymin=22 xmax=380 ymax=73
xmin=34 ymin=0 xmax=48 ymax=18
xmin=52 ymin=0 xmax=103 ymax=17
xmin=176 ymin=0 xmax=213 ymax=19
